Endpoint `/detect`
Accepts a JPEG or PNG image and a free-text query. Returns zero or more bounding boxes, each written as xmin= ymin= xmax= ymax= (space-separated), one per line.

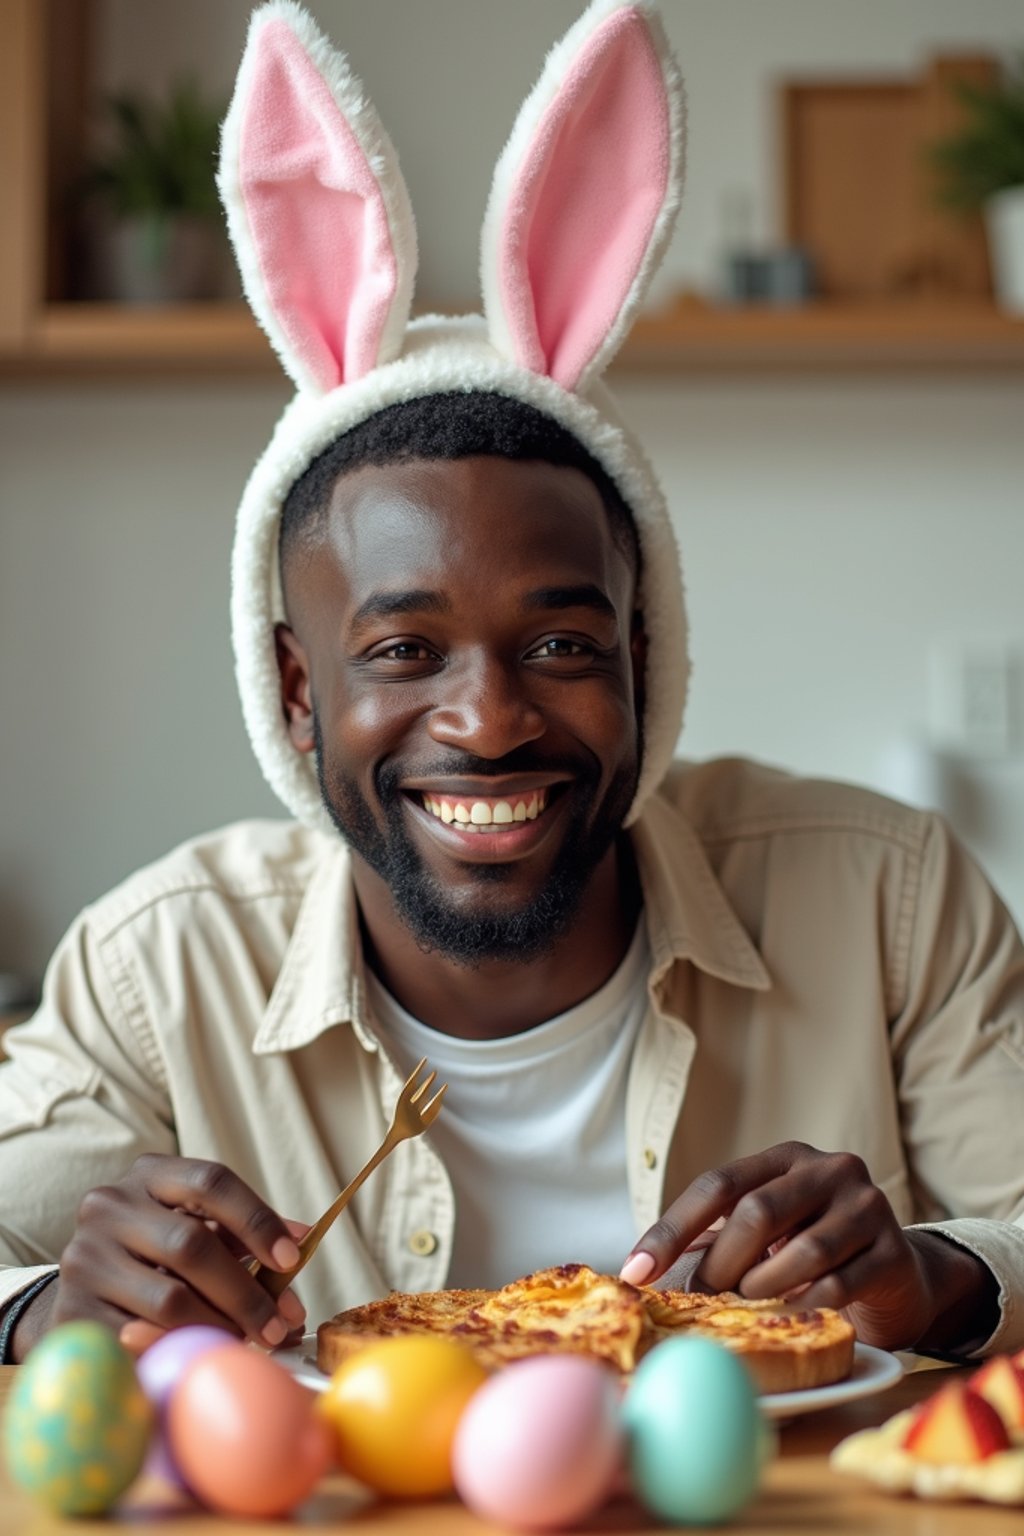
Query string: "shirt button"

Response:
xmin=643 ymin=1147 xmax=658 ymax=1170
xmin=408 ymin=1228 xmax=438 ymax=1256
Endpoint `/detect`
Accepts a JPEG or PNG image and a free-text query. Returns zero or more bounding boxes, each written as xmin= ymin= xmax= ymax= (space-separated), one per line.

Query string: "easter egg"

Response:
xmin=317 ymin=1334 xmax=488 ymax=1497
xmin=452 ymin=1355 xmax=624 ymax=1530
xmin=168 ymin=1342 xmax=332 ymax=1517
xmin=623 ymin=1336 xmax=766 ymax=1525
xmin=135 ymin=1324 xmax=235 ymax=1486
xmin=2 ymin=1320 xmax=153 ymax=1515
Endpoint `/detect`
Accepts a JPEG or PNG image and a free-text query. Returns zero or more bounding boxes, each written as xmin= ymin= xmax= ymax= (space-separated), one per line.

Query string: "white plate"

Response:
xmin=759 ymin=1342 xmax=903 ymax=1420
xmin=279 ymin=1336 xmax=903 ymax=1421
xmin=274 ymin=1335 xmax=329 ymax=1391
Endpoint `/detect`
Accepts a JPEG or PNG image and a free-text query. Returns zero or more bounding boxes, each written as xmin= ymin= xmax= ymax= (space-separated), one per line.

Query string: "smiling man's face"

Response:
xmin=276 ymin=454 xmax=645 ymax=965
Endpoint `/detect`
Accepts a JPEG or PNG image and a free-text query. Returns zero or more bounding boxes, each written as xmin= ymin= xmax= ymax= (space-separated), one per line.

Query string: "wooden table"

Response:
xmin=2 ymin=1358 xmax=1020 ymax=1533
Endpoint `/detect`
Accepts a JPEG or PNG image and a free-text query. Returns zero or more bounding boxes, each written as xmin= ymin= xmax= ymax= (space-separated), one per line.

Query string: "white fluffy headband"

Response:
xmin=219 ymin=0 xmax=689 ymax=832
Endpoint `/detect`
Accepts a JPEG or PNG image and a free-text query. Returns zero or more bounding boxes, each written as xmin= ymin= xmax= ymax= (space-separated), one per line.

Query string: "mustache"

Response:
xmin=376 ymin=748 xmax=601 ymax=797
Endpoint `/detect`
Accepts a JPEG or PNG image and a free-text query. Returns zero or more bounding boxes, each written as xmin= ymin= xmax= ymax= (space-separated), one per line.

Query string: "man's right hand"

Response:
xmin=11 ymin=1154 xmax=307 ymax=1362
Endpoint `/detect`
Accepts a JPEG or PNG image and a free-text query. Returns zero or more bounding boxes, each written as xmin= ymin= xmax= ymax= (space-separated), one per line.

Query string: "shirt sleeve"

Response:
xmin=0 ymin=908 xmax=176 ymax=1296
xmin=891 ymin=812 xmax=1024 ymax=1356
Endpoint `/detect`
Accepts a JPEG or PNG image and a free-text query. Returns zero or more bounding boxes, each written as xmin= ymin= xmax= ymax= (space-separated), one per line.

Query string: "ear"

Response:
xmin=218 ymin=0 xmax=417 ymax=395
xmin=481 ymin=0 xmax=684 ymax=394
xmin=275 ymin=623 xmax=315 ymax=753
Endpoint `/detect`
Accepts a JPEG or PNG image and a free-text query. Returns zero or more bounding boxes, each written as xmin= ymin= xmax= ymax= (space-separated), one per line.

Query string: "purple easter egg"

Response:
xmin=137 ymin=1325 xmax=236 ymax=1486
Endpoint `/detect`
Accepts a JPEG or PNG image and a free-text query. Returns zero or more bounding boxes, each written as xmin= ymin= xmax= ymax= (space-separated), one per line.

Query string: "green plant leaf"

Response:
xmin=83 ymin=76 xmax=226 ymax=219
xmin=928 ymin=56 xmax=1024 ymax=211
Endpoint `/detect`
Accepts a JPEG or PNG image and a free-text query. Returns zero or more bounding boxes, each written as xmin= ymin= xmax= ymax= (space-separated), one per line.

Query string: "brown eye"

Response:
xmin=385 ymin=642 xmax=433 ymax=661
xmin=528 ymin=638 xmax=590 ymax=660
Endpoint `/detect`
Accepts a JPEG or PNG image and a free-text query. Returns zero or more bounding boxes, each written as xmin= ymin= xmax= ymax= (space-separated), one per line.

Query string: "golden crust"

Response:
xmin=646 ymin=1293 xmax=856 ymax=1394
xmin=316 ymin=1263 xmax=856 ymax=1394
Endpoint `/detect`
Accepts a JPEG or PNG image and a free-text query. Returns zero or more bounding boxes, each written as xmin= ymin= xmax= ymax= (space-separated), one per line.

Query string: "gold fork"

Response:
xmin=248 ymin=1057 xmax=447 ymax=1300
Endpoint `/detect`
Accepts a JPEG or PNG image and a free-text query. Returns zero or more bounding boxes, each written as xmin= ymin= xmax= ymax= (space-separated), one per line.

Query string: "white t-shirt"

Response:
xmin=364 ymin=923 xmax=650 ymax=1289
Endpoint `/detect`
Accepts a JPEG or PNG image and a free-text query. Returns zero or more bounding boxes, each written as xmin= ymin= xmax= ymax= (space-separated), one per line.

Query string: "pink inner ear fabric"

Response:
xmin=239 ymin=20 xmax=398 ymax=391
xmin=500 ymin=8 xmax=670 ymax=390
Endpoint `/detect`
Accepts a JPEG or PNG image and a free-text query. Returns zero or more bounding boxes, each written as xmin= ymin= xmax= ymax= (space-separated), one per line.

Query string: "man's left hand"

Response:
xmin=621 ymin=1141 xmax=998 ymax=1354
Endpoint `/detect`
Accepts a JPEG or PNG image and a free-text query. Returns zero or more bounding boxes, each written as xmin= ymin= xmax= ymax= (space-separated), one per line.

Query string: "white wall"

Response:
xmin=2 ymin=0 xmax=1023 ymax=981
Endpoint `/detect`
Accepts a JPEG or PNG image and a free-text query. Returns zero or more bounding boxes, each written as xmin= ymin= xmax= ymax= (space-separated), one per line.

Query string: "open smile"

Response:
xmin=420 ymin=786 xmax=550 ymax=831
xmin=401 ymin=780 xmax=571 ymax=860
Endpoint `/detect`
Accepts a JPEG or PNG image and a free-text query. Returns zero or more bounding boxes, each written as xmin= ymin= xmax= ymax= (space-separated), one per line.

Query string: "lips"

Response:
xmin=420 ymin=788 xmax=549 ymax=832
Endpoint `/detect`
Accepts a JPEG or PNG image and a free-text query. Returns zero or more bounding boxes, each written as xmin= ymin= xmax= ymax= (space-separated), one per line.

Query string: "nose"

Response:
xmin=427 ymin=652 xmax=545 ymax=758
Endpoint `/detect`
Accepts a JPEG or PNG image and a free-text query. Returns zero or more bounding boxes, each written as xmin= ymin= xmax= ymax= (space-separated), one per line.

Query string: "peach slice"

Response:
xmin=970 ymin=1357 xmax=1024 ymax=1432
xmin=902 ymin=1383 xmax=1011 ymax=1464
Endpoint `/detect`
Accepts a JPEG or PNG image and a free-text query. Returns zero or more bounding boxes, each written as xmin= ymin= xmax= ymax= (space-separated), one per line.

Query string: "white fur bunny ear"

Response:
xmin=218 ymin=0 xmax=417 ymax=395
xmin=482 ymin=0 xmax=684 ymax=395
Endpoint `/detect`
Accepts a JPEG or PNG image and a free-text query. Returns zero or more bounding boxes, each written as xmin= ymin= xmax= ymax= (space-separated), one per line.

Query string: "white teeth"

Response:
xmin=421 ymin=789 xmax=550 ymax=830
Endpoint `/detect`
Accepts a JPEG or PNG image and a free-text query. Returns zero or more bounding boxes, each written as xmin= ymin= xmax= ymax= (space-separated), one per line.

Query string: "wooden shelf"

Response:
xmin=28 ymin=302 xmax=274 ymax=374
xmin=2 ymin=299 xmax=1024 ymax=378
xmin=3 ymin=3 xmax=1022 ymax=381
xmin=622 ymin=300 xmax=1024 ymax=372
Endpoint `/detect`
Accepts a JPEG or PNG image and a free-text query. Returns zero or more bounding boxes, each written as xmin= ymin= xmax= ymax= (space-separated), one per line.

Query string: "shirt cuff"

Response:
xmin=908 ymin=1218 xmax=1024 ymax=1358
xmin=0 ymin=1271 xmax=59 ymax=1363
xmin=0 ymin=1266 xmax=60 ymax=1314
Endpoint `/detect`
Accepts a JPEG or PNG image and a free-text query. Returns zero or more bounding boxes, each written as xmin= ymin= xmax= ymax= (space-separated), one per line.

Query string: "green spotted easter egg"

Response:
xmin=2 ymin=1320 xmax=154 ymax=1515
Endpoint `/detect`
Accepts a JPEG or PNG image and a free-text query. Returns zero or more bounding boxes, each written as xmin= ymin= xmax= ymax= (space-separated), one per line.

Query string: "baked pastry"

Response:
xmin=316 ymin=1262 xmax=856 ymax=1392
xmin=647 ymin=1291 xmax=857 ymax=1393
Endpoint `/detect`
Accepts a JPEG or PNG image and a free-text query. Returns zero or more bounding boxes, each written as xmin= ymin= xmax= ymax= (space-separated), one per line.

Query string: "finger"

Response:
xmin=213 ymin=1215 xmax=310 ymax=1262
xmin=688 ymin=1174 xmax=828 ymax=1294
xmin=795 ymin=1240 xmax=916 ymax=1322
xmin=119 ymin=1319 xmax=168 ymax=1356
xmin=73 ymin=1196 xmax=287 ymax=1346
xmin=131 ymin=1155 xmax=302 ymax=1274
xmin=683 ymin=1217 xmax=727 ymax=1254
xmin=727 ymin=1207 xmax=875 ymax=1299
xmin=621 ymin=1144 xmax=811 ymax=1283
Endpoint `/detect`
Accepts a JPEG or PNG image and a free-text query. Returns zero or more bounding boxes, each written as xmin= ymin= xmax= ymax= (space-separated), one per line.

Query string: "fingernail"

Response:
xmin=619 ymin=1251 xmax=656 ymax=1286
xmin=278 ymin=1288 xmax=306 ymax=1326
xmin=271 ymin=1236 xmax=301 ymax=1269
xmin=261 ymin=1315 xmax=287 ymax=1347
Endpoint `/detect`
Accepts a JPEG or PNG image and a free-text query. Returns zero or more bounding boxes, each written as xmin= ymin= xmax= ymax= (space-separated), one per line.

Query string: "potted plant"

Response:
xmin=930 ymin=54 xmax=1024 ymax=312
xmin=84 ymin=77 xmax=229 ymax=303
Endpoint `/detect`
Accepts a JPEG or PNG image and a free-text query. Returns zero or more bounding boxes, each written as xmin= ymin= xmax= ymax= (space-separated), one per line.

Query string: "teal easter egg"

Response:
xmin=623 ymin=1336 xmax=766 ymax=1525
xmin=2 ymin=1320 xmax=154 ymax=1515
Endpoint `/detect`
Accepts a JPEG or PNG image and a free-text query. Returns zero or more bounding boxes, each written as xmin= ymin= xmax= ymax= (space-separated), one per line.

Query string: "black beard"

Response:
xmin=313 ymin=717 xmax=637 ymax=967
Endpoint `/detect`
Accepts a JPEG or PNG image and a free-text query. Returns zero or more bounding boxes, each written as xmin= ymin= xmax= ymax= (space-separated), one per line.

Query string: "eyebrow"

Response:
xmin=350 ymin=582 xmax=617 ymax=632
xmin=351 ymin=589 xmax=452 ymax=629
xmin=521 ymin=584 xmax=617 ymax=619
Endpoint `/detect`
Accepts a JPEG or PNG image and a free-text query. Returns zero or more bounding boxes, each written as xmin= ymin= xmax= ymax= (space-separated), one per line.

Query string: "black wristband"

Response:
xmin=0 ymin=1272 xmax=59 ymax=1364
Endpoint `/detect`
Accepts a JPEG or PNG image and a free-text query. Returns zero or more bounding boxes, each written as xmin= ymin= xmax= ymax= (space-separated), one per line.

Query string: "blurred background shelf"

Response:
xmin=625 ymin=299 xmax=1024 ymax=371
xmin=2 ymin=299 xmax=1023 ymax=377
xmin=2 ymin=0 xmax=1021 ymax=379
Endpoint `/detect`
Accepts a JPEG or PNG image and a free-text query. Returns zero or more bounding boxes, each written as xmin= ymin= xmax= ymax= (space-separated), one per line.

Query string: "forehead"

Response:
xmin=314 ymin=455 xmax=633 ymax=603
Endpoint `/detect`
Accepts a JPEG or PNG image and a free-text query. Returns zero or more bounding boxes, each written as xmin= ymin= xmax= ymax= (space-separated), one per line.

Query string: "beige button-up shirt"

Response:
xmin=3 ymin=758 xmax=1023 ymax=1355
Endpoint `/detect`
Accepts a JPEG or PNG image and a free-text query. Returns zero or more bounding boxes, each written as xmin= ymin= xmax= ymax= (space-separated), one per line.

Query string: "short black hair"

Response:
xmin=279 ymin=390 xmax=640 ymax=580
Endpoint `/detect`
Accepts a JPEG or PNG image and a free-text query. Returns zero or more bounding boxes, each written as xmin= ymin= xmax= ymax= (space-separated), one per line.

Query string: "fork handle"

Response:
xmin=247 ymin=1131 xmax=397 ymax=1301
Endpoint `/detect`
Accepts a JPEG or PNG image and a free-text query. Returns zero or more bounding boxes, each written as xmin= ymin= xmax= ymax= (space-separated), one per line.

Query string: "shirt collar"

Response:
xmin=252 ymin=788 xmax=769 ymax=1054
xmin=630 ymin=790 xmax=771 ymax=992
xmin=252 ymin=836 xmax=374 ymax=1055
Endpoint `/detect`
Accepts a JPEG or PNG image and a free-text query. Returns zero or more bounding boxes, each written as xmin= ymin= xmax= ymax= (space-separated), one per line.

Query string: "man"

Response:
xmin=2 ymin=0 xmax=1022 ymax=1365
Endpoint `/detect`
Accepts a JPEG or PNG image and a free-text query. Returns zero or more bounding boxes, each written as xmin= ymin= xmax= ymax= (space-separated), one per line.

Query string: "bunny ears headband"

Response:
xmin=220 ymin=0 xmax=689 ymax=831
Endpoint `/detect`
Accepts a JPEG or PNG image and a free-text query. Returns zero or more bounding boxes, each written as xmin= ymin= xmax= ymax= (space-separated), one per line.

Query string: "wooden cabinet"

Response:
xmin=3 ymin=0 xmax=1024 ymax=378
